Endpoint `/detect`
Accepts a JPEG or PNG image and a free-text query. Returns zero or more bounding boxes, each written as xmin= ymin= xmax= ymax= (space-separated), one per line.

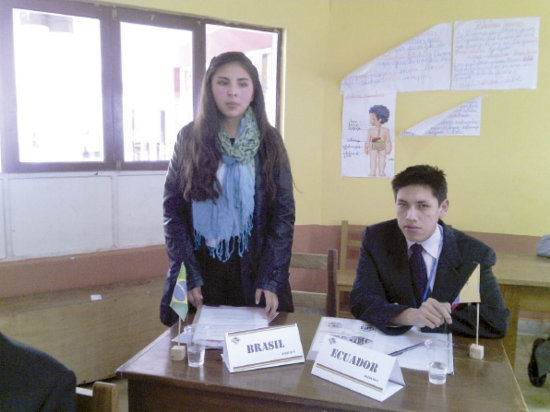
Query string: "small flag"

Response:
xmin=170 ymin=263 xmax=188 ymax=320
xmin=452 ymin=264 xmax=481 ymax=308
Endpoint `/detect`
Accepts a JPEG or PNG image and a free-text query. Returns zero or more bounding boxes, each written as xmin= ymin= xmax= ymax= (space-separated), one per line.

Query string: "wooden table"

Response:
xmin=117 ymin=312 xmax=526 ymax=411
xmin=494 ymin=253 xmax=550 ymax=367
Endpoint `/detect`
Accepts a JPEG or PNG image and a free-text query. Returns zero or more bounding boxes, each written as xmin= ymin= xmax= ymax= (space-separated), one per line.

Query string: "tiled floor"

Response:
xmin=106 ymin=318 xmax=550 ymax=412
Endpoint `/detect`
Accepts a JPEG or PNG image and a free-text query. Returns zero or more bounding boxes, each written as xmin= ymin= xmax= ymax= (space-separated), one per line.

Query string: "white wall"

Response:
xmin=0 ymin=171 xmax=165 ymax=260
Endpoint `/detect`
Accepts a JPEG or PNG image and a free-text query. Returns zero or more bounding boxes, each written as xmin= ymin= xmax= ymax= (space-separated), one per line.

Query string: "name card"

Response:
xmin=223 ymin=323 xmax=304 ymax=373
xmin=312 ymin=335 xmax=404 ymax=402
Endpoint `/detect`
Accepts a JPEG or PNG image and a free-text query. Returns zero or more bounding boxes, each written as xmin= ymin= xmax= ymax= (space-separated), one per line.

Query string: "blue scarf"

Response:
xmin=192 ymin=108 xmax=260 ymax=261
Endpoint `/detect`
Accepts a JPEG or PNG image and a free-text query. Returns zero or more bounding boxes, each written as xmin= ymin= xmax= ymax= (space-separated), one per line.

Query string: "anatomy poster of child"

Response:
xmin=341 ymin=92 xmax=395 ymax=178
xmin=365 ymin=105 xmax=392 ymax=177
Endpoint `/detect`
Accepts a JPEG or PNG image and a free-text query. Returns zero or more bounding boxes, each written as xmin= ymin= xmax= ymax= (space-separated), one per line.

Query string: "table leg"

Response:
xmin=500 ymin=284 xmax=519 ymax=368
xmin=336 ymin=286 xmax=341 ymax=317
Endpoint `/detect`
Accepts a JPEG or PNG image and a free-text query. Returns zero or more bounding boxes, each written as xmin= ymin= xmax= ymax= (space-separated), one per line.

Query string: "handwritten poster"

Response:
xmin=341 ymin=92 xmax=396 ymax=178
xmin=340 ymin=23 xmax=452 ymax=95
xmin=400 ymin=96 xmax=482 ymax=136
xmin=452 ymin=17 xmax=540 ymax=90
xmin=340 ymin=17 xmax=540 ymax=176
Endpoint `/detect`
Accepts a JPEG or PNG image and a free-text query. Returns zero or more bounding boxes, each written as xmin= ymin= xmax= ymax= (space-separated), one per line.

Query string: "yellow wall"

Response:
xmin=325 ymin=0 xmax=550 ymax=237
xmin=106 ymin=0 xmax=550 ymax=236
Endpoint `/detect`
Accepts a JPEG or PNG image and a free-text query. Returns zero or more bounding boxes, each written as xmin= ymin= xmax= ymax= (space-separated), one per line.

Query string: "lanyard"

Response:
xmin=421 ymin=256 xmax=438 ymax=304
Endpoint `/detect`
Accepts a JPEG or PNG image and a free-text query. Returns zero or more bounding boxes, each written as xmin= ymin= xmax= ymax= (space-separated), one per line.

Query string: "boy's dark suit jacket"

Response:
xmin=0 ymin=332 xmax=76 ymax=412
xmin=350 ymin=219 xmax=510 ymax=338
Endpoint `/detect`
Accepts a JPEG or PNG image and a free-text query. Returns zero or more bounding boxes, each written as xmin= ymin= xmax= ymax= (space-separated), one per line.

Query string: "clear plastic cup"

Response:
xmin=184 ymin=325 xmax=205 ymax=368
xmin=425 ymin=338 xmax=450 ymax=384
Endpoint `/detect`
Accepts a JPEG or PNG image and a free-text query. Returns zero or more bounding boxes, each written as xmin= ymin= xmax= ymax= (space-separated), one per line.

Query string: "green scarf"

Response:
xmin=216 ymin=107 xmax=260 ymax=175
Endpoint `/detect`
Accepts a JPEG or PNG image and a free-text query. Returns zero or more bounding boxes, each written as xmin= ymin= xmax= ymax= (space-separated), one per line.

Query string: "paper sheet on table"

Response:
xmin=171 ymin=305 xmax=276 ymax=349
xmin=400 ymin=97 xmax=481 ymax=137
xmin=371 ymin=326 xmax=454 ymax=373
xmin=308 ymin=317 xmax=453 ymax=373
xmin=307 ymin=317 xmax=377 ymax=361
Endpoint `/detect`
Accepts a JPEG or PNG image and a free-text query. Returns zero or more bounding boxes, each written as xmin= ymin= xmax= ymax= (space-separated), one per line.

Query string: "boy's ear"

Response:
xmin=439 ymin=199 xmax=449 ymax=218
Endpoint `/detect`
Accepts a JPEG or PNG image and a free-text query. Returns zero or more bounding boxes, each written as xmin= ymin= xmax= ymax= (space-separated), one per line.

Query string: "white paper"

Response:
xmin=341 ymin=23 xmax=452 ymax=95
xmin=171 ymin=305 xmax=275 ymax=349
xmin=400 ymin=96 xmax=482 ymax=136
xmin=312 ymin=335 xmax=404 ymax=402
xmin=341 ymin=92 xmax=396 ymax=178
xmin=307 ymin=316 xmax=377 ymax=361
xmin=372 ymin=327 xmax=454 ymax=373
xmin=308 ymin=317 xmax=453 ymax=374
xmin=452 ymin=17 xmax=539 ymax=90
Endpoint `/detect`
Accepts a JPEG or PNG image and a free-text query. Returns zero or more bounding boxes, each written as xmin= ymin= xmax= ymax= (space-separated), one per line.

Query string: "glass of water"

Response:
xmin=184 ymin=325 xmax=206 ymax=368
xmin=425 ymin=338 xmax=450 ymax=384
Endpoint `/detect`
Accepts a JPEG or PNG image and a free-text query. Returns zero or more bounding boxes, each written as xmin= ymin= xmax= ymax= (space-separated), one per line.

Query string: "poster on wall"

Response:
xmin=340 ymin=23 xmax=452 ymax=95
xmin=341 ymin=92 xmax=396 ymax=178
xmin=400 ymin=96 xmax=482 ymax=136
xmin=452 ymin=17 xmax=540 ymax=90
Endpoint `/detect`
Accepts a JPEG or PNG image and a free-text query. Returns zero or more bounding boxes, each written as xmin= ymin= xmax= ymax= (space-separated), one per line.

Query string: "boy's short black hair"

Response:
xmin=391 ymin=165 xmax=447 ymax=204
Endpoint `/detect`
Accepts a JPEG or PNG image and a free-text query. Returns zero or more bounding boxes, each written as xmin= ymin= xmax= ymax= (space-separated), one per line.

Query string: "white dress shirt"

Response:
xmin=406 ymin=224 xmax=444 ymax=291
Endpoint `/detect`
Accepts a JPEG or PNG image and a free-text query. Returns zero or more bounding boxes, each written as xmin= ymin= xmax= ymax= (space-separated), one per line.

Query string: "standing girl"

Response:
xmin=160 ymin=52 xmax=295 ymax=325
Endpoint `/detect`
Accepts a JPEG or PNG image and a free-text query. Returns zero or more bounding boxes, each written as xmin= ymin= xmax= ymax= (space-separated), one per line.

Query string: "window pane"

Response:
xmin=206 ymin=25 xmax=278 ymax=125
xmin=12 ymin=10 xmax=103 ymax=162
xmin=121 ymin=23 xmax=193 ymax=162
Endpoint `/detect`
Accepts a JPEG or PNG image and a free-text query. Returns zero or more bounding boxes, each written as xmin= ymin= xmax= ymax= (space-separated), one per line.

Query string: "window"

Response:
xmin=13 ymin=10 xmax=103 ymax=163
xmin=205 ymin=24 xmax=279 ymax=126
xmin=0 ymin=0 xmax=281 ymax=173
xmin=120 ymin=22 xmax=193 ymax=162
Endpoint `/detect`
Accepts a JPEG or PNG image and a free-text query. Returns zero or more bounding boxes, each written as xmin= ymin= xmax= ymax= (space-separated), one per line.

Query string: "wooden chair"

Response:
xmin=76 ymin=381 xmax=119 ymax=412
xmin=290 ymin=249 xmax=338 ymax=316
xmin=336 ymin=220 xmax=365 ymax=318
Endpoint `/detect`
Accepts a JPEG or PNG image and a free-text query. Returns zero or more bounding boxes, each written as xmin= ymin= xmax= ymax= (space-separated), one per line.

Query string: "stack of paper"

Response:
xmin=172 ymin=305 xmax=275 ymax=349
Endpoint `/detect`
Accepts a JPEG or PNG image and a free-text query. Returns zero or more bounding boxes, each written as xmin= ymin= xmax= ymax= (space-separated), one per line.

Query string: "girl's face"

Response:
xmin=369 ymin=113 xmax=380 ymax=126
xmin=211 ymin=62 xmax=254 ymax=122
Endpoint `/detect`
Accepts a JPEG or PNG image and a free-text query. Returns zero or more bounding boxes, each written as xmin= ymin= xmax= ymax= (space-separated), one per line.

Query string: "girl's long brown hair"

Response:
xmin=178 ymin=51 xmax=286 ymax=203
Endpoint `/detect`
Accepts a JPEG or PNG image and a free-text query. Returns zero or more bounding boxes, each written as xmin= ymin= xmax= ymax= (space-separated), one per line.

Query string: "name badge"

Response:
xmin=312 ymin=335 xmax=404 ymax=402
xmin=223 ymin=323 xmax=304 ymax=373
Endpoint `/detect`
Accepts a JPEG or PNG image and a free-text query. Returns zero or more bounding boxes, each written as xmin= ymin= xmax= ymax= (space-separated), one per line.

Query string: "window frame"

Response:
xmin=202 ymin=17 xmax=283 ymax=129
xmin=0 ymin=0 xmax=281 ymax=173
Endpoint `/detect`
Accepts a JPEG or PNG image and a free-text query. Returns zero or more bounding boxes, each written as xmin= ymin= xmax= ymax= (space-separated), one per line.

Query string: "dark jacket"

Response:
xmin=350 ymin=219 xmax=510 ymax=338
xmin=0 ymin=332 xmax=76 ymax=412
xmin=160 ymin=123 xmax=295 ymax=326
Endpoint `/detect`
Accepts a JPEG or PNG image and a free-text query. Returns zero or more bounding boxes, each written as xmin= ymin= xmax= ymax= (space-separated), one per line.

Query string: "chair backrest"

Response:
xmin=290 ymin=249 xmax=338 ymax=316
xmin=76 ymin=381 xmax=119 ymax=412
xmin=339 ymin=220 xmax=365 ymax=271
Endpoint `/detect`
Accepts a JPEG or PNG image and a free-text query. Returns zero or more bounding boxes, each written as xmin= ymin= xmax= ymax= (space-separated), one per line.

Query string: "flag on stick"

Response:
xmin=452 ymin=264 xmax=480 ymax=308
xmin=170 ymin=263 xmax=188 ymax=321
xmin=169 ymin=264 xmax=188 ymax=360
xmin=453 ymin=264 xmax=485 ymax=359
